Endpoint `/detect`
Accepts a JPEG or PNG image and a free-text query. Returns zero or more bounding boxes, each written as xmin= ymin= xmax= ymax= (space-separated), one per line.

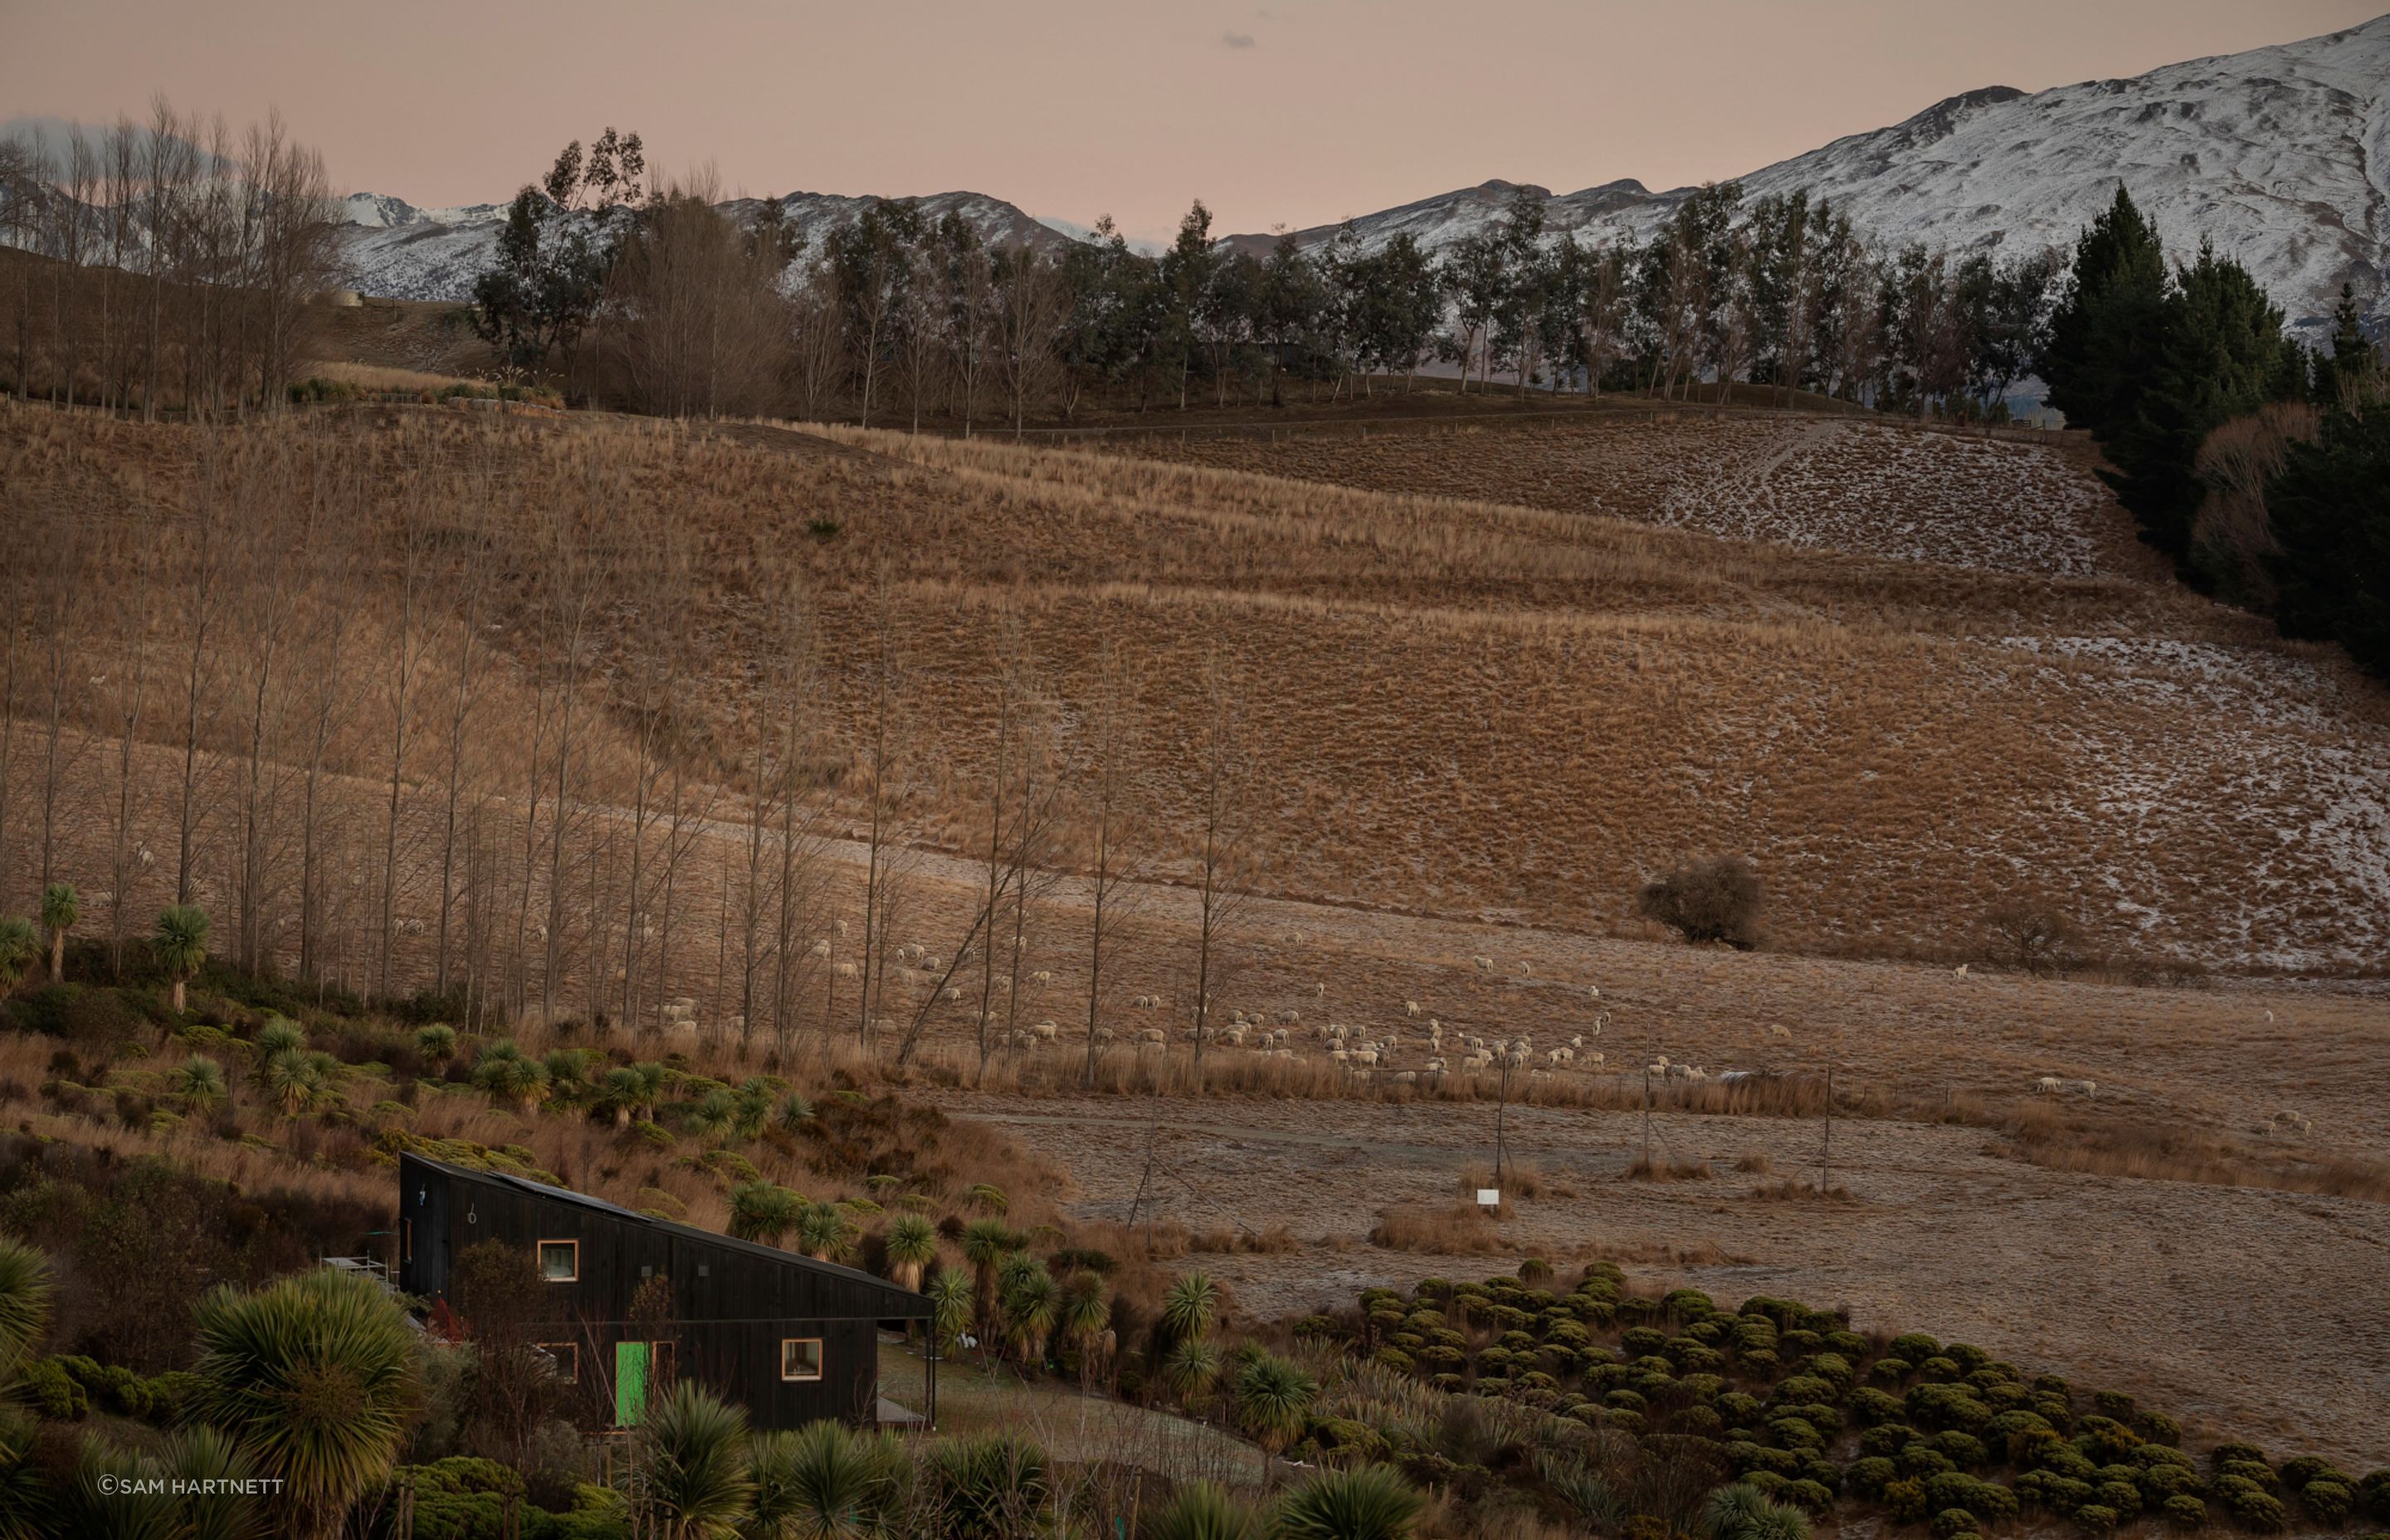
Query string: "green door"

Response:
xmin=616 ymin=1341 xmax=650 ymax=1427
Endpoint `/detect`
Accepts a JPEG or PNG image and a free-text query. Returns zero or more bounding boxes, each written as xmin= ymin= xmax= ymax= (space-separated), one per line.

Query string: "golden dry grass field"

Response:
xmin=5 ymin=398 xmax=2388 ymax=1466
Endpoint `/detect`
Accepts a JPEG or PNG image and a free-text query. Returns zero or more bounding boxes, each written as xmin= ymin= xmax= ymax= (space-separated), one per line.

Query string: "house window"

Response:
xmin=537 ymin=1240 xmax=579 ymax=1282
xmin=780 ymin=1338 xmax=824 ymax=1382
xmin=537 ymin=1343 xmax=578 ymax=1383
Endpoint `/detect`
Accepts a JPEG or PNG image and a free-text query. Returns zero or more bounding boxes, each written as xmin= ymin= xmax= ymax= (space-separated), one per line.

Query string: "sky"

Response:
xmin=2 ymin=0 xmax=2382 ymax=245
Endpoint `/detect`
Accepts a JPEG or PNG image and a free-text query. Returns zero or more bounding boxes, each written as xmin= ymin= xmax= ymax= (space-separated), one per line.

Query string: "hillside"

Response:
xmin=329 ymin=16 xmax=2390 ymax=334
xmin=1227 ymin=15 xmax=2390 ymax=336
xmin=336 ymin=186 xmax=1072 ymax=301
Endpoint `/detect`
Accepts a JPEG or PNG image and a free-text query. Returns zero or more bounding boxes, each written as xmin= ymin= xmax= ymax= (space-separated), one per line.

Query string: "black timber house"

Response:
xmin=398 ymin=1153 xmax=932 ymax=1430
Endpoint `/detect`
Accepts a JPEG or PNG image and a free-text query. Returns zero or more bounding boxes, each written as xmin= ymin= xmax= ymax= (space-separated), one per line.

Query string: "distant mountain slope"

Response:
xmin=1224 ymin=15 xmax=2390 ymax=334
xmin=337 ymin=188 xmax=1071 ymax=302
xmin=338 ymin=16 xmax=2388 ymax=329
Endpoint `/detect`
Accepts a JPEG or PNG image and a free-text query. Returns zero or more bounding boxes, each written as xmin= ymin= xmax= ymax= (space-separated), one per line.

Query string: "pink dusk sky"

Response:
xmin=4 ymin=0 xmax=2381 ymax=243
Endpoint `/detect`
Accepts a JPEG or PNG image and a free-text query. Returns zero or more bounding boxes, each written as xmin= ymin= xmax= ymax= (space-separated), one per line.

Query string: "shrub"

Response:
xmin=1884 ymin=1479 xmax=1929 ymax=1524
xmin=1636 ymin=855 xmax=1763 ymax=948
xmin=22 ymin=1356 xmax=85 ymax=1420
xmin=2139 ymin=1411 xmax=2183 ymax=1445
xmin=1768 ymin=1418 xmax=1823 ymax=1451
xmin=1903 ymin=1446 xmax=1959 ymax=1477
xmin=1917 ymin=1356 xmax=1963 ymax=1383
xmin=2097 ymin=1480 xmax=2144 ymax=1518
xmin=2077 ymin=1505 xmax=2123 ymax=1535
xmin=1849 ymin=1458 xmax=1900 ymax=1499
xmin=1935 ymin=1508 xmax=1979 ymax=1539
xmin=2305 ymin=1482 xmax=2355 ymax=1527
xmin=1782 ymin=1481 xmax=1833 ymax=1513
xmin=2360 ymin=1472 xmax=2390 ymax=1522
xmin=2163 ymin=1495 xmax=2209 ymax=1529
xmin=1861 ymin=1425 xmax=1919 ymax=1459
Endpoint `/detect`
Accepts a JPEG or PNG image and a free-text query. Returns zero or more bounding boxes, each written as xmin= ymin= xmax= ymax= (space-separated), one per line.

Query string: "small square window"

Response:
xmin=537 ymin=1343 xmax=578 ymax=1383
xmin=538 ymin=1240 xmax=579 ymax=1282
xmin=780 ymin=1338 xmax=823 ymax=1382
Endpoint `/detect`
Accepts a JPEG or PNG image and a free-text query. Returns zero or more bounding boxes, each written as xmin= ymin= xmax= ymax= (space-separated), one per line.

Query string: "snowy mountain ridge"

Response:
xmin=337 ymin=15 xmax=2390 ymax=329
xmin=1224 ymin=15 xmax=2390 ymax=333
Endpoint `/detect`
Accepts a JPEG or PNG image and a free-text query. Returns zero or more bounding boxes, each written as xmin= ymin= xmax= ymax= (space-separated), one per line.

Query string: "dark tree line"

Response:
xmin=471 ymin=151 xmax=2070 ymax=426
xmin=2036 ymin=186 xmax=2388 ymax=680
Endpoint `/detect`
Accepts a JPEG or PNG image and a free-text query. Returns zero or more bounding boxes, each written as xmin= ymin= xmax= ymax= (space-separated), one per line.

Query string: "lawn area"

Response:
xmin=876 ymin=1337 xmax=1269 ymax=1491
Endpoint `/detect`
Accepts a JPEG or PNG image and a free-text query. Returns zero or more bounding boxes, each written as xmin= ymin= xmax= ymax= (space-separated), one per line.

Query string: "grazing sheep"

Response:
xmin=2034 ymin=1076 xmax=2063 ymax=1094
xmin=1568 ymin=1035 xmax=1583 ymax=1049
xmin=832 ymin=962 xmax=859 ymax=980
xmin=1138 ymin=1028 xmax=1166 ymax=1045
xmin=1587 ymin=985 xmax=1599 ymax=1001
xmin=1331 ymin=1049 xmax=1351 ymax=1064
xmin=1473 ymin=955 xmax=1493 ymax=972
xmin=1391 ymin=1070 xmax=1417 ymax=1084
xmin=2066 ymin=1079 xmax=2098 ymax=1098
xmin=1353 ymin=1048 xmax=1380 ymax=1067
xmin=1314 ymin=982 xmax=1326 ymax=997
xmin=810 ymin=939 xmax=832 ymax=958
xmin=1425 ymin=1057 xmax=1446 ymax=1074
xmin=1547 ymin=1047 xmax=1573 ymax=1065
xmin=834 ymin=919 xmax=848 ymax=936
xmin=1275 ymin=1008 xmax=1300 ymax=1025
xmin=1030 ymin=969 xmax=1054 ymax=986
xmin=921 ymin=955 xmax=942 ymax=972
xmin=1529 ymin=1069 xmax=1551 ymax=1080
xmin=942 ymin=986 xmax=964 ymax=1001
xmin=1095 ymin=1027 xmax=1115 ymax=1044
xmin=1766 ymin=1025 xmax=1792 ymax=1040
xmin=2269 ymin=1110 xmax=2313 ymax=1134
xmin=1405 ymin=1000 xmax=1420 ymax=1017
xmin=1585 ymin=1052 xmax=1605 ymax=1067
xmin=1515 ymin=960 xmax=1531 ymax=977
xmin=1031 ymin=1021 xmax=1059 ymax=1042
xmin=1645 ymin=1062 xmax=1669 ymax=1077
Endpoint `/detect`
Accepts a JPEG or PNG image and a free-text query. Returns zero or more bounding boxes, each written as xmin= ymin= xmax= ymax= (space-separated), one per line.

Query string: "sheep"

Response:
xmin=1331 ymin=1049 xmax=1351 ymax=1064
xmin=1132 ymin=994 xmax=1160 ymax=1009
xmin=920 ymin=954 xmax=943 ymax=972
xmin=1955 ymin=964 xmax=1969 ymax=978
xmin=1472 ymin=955 xmax=1493 ymax=972
xmin=1404 ymin=1000 xmax=1420 ymax=1017
xmin=2268 ymin=1110 xmax=2313 ymax=1134
xmin=2034 ymin=1076 xmax=2063 ymax=1094
xmin=832 ymin=961 xmax=860 ymax=979
xmin=1137 ymin=1028 xmax=1166 ymax=1045
xmin=1645 ymin=1062 xmax=1669 ymax=1078
xmin=810 ymin=939 xmax=832 ymax=958
xmin=1568 ymin=1035 xmax=1583 ymax=1049
xmin=1425 ymin=1057 xmax=1447 ymax=1074
xmin=1766 ymin=1025 xmax=1792 ymax=1040
xmin=1547 ymin=1047 xmax=1573 ymax=1065
xmin=1030 ymin=969 xmax=1054 ymax=986
xmin=1030 ymin=1021 xmax=1059 ymax=1042
xmin=1095 ymin=1026 xmax=1115 ymax=1044
xmin=943 ymin=985 xmax=965 ymax=1001
xmin=1514 ymin=960 xmax=1531 ymax=977
xmin=1314 ymin=982 xmax=1326 ymax=997
xmin=1587 ymin=985 xmax=1599 ymax=1001
xmin=1585 ymin=1052 xmax=1605 ymax=1067
xmin=1392 ymin=1070 xmax=1417 ymax=1085
xmin=2066 ymin=1079 xmax=2098 ymax=1098
xmin=834 ymin=919 xmax=849 ymax=936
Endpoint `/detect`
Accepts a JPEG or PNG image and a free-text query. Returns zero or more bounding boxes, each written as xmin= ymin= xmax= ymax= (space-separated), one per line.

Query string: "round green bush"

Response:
xmin=1773 ymin=1373 xmax=1836 ymax=1406
xmin=2163 ymin=1495 xmax=2209 ymax=1530
xmin=1884 ymin=1479 xmax=1930 ymax=1524
xmin=2080 ymin=1415 xmax=2144 ymax=1462
xmin=1849 ymin=1457 xmax=1899 ymax=1499
xmin=2305 ymin=1482 xmax=2354 ymax=1526
xmin=2139 ymin=1410 xmax=2183 ymax=1445
xmin=1870 ymin=1357 xmax=1912 ymax=1386
xmin=1604 ymin=1408 xmax=1647 ymax=1435
xmin=1917 ymin=1355 xmax=1963 ymax=1383
xmin=2219 ymin=1461 xmax=2278 ymax=1491
xmin=1801 ymin=1459 xmax=1842 ymax=1495
xmin=1888 ymin=1333 xmax=1942 ymax=1362
xmin=2359 ymin=1472 xmax=2390 ymax=1522
xmin=1861 ymin=1424 xmax=1919 ymax=1459
xmin=2212 ymin=1445 xmax=2270 ymax=1472
xmin=1769 ymin=1417 xmax=1824 ymax=1451
xmin=1605 ymin=1388 xmax=1647 ymax=1413
xmin=2097 ymin=1481 xmax=2144 ymax=1517
xmin=1743 ymin=1471 xmax=1789 ymax=1497
xmin=1780 ymin=1481 xmax=1833 ymax=1513
xmin=2281 ymin=1458 xmax=2350 ymax=1490
xmin=1676 ymin=1405 xmax=1726 ymax=1438
xmin=2219 ymin=1483 xmax=2288 ymax=1533
xmin=1934 ymin=1508 xmax=1978 ymax=1539
xmin=2138 ymin=1463 xmax=2202 ymax=1502
xmin=1622 ymin=1326 xmax=1669 ymax=1357
xmin=2076 ymin=1504 xmax=2123 ymax=1535
xmin=2092 ymin=1390 xmax=2136 ymax=1420
xmin=1739 ymin=1349 xmax=1781 ymax=1376
xmin=1901 ymin=1445 xmax=1958 ymax=1477
xmin=1932 ymin=1431 xmax=1988 ymax=1469
xmin=1718 ymin=1391 xmax=1763 ymax=1426
xmin=1809 ymin=1351 xmax=1855 ymax=1387
xmin=1849 ymin=1387 xmax=1906 ymax=1426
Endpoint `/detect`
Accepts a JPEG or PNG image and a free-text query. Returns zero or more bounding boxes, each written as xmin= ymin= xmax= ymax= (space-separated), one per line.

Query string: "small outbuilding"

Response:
xmin=397 ymin=1153 xmax=932 ymax=1430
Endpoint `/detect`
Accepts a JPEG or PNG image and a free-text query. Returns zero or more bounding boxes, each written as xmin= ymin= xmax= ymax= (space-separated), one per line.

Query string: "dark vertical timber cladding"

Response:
xmin=397 ymin=1154 xmax=926 ymax=1430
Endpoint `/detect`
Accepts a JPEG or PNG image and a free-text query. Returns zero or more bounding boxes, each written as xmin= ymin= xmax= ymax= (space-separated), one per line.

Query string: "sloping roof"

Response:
xmin=401 ymin=1153 xmax=929 ymax=1317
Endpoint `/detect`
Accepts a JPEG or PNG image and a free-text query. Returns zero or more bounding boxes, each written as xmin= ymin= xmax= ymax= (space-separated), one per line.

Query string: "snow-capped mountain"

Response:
xmin=339 ymin=15 xmax=2388 ymax=330
xmin=337 ymin=188 xmax=1071 ymax=302
xmin=1222 ymin=15 xmax=2390 ymax=333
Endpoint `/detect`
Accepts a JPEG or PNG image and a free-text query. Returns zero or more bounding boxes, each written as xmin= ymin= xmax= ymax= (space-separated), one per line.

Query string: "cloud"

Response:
xmin=1221 ymin=30 xmax=1256 ymax=48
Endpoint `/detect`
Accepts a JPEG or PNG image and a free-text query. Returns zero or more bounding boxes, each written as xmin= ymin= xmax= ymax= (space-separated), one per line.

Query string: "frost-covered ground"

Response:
xmin=1641 ymin=421 xmax=2105 ymax=576
xmin=1988 ymin=636 xmax=2390 ymax=971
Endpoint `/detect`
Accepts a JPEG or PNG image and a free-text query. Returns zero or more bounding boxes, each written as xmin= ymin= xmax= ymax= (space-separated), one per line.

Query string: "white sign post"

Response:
xmin=1475 ymin=1188 xmax=1500 ymax=1208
